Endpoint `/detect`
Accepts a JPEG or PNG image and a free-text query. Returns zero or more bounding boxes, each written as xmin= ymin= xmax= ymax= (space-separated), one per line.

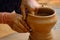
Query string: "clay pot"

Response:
xmin=26 ymin=8 xmax=57 ymax=40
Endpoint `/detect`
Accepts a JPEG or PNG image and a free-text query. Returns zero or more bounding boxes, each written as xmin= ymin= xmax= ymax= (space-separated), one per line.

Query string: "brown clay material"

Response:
xmin=26 ymin=8 xmax=57 ymax=40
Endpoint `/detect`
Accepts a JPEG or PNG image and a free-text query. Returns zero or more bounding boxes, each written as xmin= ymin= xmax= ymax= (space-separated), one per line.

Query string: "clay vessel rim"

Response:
xmin=28 ymin=13 xmax=56 ymax=18
xmin=28 ymin=7 xmax=56 ymax=18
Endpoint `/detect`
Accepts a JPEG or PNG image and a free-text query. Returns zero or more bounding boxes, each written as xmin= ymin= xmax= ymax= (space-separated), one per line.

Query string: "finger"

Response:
xmin=12 ymin=22 xmax=24 ymax=33
xmin=16 ymin=14 xmax=30 ymax=32
xmin=13 ymin=19 xmax=29 ymax=32
xmin=19 ymin=19 xmax=30 ymax=32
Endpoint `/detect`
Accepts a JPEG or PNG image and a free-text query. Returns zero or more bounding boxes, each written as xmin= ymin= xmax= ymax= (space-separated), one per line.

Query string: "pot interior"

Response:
xmin=35 ymin=8 xmax=55 ymax=16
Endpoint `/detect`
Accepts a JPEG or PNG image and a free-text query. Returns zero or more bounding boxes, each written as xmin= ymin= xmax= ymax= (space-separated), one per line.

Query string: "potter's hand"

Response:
xmin=1 ymin=12 xmax=30 ymax=33
xmin=28 ymin=0 xmax=40 ymax=9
